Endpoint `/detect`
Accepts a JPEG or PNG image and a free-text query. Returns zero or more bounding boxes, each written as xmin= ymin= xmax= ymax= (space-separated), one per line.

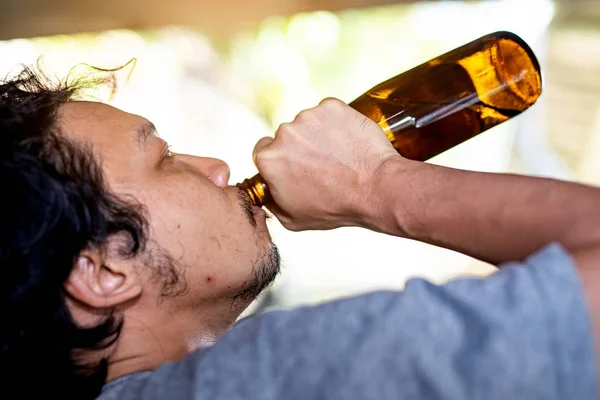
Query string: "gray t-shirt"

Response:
xmin=98 ymin=243 xmax=599 ymax=399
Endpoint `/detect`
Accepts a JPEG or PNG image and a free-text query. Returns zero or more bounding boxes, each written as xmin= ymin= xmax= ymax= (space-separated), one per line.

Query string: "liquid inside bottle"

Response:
xmin=238 ymin=31 xmax=542 ymax=207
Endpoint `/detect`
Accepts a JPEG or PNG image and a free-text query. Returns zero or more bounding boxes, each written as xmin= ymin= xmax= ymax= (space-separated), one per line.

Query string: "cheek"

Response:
xmin=142 ymin=191 xmax=250 ymax=264
xmin=122 ymin=178 xmax=263 ymax=281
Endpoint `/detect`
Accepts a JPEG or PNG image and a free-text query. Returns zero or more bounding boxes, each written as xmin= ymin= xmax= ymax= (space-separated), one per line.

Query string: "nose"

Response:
xmin=178 ymin=154 xmax=231 ymax=188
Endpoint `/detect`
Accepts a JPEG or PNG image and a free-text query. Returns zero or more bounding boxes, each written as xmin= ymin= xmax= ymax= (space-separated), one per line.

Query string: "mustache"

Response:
xmin=236 ymin=186 xmax=257 ymax=226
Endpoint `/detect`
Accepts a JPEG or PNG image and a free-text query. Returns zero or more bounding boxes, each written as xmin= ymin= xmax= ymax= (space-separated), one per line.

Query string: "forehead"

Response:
xmin=58 ymin=101 xmax=149 ymax=147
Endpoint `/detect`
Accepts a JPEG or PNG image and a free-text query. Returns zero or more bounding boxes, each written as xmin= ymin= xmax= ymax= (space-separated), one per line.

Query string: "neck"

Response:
xmin=106 ymin=298 xmax=249 ymax=382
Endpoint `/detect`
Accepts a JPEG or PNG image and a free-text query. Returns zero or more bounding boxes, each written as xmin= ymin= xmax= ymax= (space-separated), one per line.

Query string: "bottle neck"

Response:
xmin=237 ymin=174 xmax=271 ymax=207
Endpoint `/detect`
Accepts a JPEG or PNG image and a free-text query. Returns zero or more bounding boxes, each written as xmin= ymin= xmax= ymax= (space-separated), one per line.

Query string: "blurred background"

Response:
xmin=0 ymin=0 xmax=598 ymax=312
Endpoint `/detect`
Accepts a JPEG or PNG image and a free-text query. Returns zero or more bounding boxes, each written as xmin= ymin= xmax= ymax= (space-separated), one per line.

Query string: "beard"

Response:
xmin=231 ymin=186 xmax=281 ymax=301
xmin=231 ymin=242 xmax=281 ymax=302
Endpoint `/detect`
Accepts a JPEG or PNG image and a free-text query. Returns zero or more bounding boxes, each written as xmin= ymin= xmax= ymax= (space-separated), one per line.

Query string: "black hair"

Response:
xmin=0 ymin=64 xmax=148 ymax=399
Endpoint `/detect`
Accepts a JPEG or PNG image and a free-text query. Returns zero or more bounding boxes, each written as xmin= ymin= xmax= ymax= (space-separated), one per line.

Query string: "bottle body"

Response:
xmin=238 ymin=31 xmax=542 ymax=207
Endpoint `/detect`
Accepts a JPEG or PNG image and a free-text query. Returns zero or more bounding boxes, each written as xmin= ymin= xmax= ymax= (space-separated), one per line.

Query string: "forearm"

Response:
xmin=368 ymin=157 xmax=600 ymax=264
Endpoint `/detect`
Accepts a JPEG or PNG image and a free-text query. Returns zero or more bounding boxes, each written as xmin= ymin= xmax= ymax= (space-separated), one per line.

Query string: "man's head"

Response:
xmin=0 ymin=65 xmax=279 ymax=398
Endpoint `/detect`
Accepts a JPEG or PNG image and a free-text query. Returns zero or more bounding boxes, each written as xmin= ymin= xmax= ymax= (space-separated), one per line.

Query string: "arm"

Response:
xmin=370 ymin=158 xmax=600 ymax=264
xmin=253 ymin=98 xmax=600 ymax=265
xmin=253 ymin=98 xmax=600 ymax=378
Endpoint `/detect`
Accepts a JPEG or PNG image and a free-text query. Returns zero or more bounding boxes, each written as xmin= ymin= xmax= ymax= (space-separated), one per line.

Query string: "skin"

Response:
xmin=58 ymin=101 xmax=279 ymax=381
xmin=253 ymin=97 xmax=600 ymax=376
xmin=56 ymin=96 xmax=600 ymax=385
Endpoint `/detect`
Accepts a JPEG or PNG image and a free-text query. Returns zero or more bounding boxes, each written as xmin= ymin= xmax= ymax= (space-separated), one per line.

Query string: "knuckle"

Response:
xmin=254 ymin=146 xmax=278 ymax=167
xmin=253 ymin=150 xmax=268 ymax=167
xmin=294 ymin=109 xmax=312 ymax=122
xmin=276 ymin=122 xmax=293 ymax=137
xmin=319 ymin=97 xmax=344 ymax=111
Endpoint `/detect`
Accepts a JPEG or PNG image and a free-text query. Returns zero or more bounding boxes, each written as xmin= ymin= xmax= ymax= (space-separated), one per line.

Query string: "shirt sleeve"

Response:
xmin=100 ymin=243 xmax=599 ymax=400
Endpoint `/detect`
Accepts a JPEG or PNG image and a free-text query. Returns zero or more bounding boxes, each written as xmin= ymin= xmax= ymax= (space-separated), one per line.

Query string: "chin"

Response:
xmin=230 ymin=242 xmax=280 ymax=303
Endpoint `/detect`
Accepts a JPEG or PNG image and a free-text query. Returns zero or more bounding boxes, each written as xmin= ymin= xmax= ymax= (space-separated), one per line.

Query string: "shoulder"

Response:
xmin=97 ymin=372 xmax=153 ymax=400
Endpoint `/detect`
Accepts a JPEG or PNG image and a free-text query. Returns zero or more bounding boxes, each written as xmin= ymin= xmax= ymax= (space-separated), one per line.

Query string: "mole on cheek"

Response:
xmin=205 ymin=276 xmax=214 ymax=283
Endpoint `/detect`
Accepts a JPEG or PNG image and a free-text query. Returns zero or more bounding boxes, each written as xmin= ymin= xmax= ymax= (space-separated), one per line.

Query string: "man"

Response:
xmin=0 ymin=65 xmax=598 ymax=399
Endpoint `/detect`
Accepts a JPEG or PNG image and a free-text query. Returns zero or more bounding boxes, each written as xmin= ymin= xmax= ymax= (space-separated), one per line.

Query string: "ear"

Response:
xmin=65 ymin=248 xmax=142 ymax=309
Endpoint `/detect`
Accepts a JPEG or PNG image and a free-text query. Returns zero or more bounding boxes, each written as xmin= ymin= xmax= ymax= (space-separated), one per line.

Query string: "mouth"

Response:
xmin=253 ymin=205 xmax=265 ymax=216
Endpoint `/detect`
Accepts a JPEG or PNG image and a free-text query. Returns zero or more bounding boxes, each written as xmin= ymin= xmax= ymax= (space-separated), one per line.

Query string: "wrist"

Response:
xmin=358 ymin=155 xmax=425 ymax=237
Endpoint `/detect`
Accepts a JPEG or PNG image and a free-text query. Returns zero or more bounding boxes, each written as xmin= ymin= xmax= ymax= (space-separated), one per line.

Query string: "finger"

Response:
xmin=252 ymin=136 xmax=274 ymax=167
xmin=264 ymin=202 xmax=292 ymax=224
xmin=274 ymin=122 xmax=292 ymax=137
xmin=319 ymin=96 xmax=344 ymax=106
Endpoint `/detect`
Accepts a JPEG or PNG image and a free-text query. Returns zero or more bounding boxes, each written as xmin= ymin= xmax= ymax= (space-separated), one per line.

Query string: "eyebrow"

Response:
xmin=135 ymin=121 xmax=159 ymax=148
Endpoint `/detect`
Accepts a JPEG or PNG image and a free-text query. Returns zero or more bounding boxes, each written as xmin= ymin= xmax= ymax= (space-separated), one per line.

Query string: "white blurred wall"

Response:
xmin=0 ymin=0 xmax=562 ymax=311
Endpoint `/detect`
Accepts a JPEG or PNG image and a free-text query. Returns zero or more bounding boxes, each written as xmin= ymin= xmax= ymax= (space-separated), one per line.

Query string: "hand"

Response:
xmin=253 ymin=97 xmax=401 ymax=231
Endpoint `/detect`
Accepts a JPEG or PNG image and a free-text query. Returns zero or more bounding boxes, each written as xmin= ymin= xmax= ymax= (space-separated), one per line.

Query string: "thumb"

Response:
xmin=252 ymin=136 xmax=274 ymax=169
xmin=264 ymin=202 xmax=296 ymax=230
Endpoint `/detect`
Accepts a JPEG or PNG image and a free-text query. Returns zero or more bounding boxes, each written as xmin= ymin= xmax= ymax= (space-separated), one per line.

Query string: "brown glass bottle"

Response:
xmin=238 ymin=31 xmax=542 ymax=207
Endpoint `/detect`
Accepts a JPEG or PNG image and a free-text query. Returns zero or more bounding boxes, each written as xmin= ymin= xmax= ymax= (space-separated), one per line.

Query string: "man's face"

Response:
xmin=59 ymin=101 xmax=279 ymax=314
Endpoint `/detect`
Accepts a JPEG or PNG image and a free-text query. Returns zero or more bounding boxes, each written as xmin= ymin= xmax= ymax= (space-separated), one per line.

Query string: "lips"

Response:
xmin=252 ymin=205 xmax=265 ymax=216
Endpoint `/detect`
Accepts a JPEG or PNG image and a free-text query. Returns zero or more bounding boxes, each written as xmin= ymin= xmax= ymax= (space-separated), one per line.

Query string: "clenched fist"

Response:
xmin=253 ymin=97 xmax=401 ymax=231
